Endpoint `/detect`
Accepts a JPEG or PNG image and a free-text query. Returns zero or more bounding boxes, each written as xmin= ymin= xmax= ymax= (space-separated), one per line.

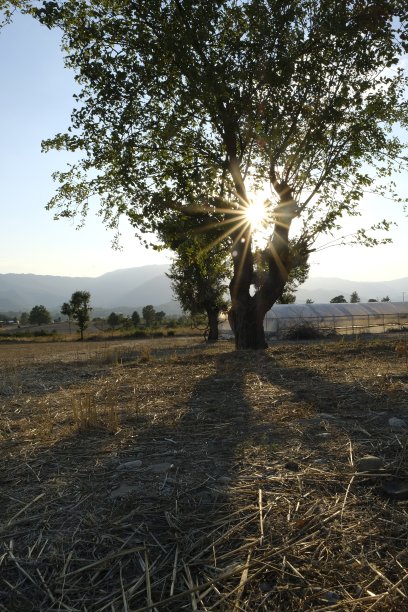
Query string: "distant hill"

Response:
xmin=0 ymin=265 xmax=407 ymax=314
xmin=0 ymin=265 xmax=179 ymax=314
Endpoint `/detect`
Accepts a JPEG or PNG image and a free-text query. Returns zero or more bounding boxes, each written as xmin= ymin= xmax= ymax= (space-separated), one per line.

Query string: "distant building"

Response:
xmin=220 ymin=302 xmax=408 ymax=337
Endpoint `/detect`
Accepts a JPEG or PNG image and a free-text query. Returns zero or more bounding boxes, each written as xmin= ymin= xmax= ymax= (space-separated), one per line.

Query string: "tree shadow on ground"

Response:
xmin=1 ymin=341 xmax=406 ymax=610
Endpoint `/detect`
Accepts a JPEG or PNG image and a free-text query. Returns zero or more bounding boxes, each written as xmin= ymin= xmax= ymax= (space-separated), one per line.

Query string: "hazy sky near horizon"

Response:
xmin=0 ymin=13 xmax=407 ymax=281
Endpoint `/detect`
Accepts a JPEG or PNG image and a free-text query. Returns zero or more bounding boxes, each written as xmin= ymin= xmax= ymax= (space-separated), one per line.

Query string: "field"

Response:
xmin=1 ymin=336 xmax=408 ymax=610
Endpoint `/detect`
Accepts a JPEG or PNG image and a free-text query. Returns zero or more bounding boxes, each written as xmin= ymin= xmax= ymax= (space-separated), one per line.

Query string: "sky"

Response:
xmin=0 ymin=12 xmax=407 ymax=281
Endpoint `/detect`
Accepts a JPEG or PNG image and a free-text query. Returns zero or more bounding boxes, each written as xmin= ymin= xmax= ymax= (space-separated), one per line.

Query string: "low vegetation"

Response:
xmin=1 ymin=335 xmax=408 ymax=609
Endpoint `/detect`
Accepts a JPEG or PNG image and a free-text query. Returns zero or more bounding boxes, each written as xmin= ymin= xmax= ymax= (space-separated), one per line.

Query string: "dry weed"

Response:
xmin=72 ymin=393 xmax=119 ymax=432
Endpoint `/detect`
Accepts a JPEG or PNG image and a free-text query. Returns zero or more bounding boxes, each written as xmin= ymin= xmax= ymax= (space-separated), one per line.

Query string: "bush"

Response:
xmin=167 ymin=330 xmax=175 ymax=337
xmin=386 ymin=326 xmax=408 ymax=334
xmin=281 ymin=322 xmax=336 ymax=341
xmin=133 ymin=330 xmax=148 ymax=339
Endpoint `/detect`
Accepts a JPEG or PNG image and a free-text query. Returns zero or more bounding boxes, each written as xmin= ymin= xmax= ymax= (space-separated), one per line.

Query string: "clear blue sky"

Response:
xmin=0 ymin=12 xmax=407 ymax=280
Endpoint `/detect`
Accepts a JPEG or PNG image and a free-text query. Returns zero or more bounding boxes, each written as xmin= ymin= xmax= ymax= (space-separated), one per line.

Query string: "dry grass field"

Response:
xmin=1 ymin=335 xmax=408 ymax=610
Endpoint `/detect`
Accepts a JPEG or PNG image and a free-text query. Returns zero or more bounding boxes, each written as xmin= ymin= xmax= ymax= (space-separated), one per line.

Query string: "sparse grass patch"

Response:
xmin=138 ymin=343 xmax=152 ymax=363
xmin=72 ymin=393 xmax=119 ymax=431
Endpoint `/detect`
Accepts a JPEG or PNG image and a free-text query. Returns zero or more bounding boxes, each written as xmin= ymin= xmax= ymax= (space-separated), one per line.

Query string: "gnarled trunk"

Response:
xmin=228 ymin=295 xmax=268 ymax=349
xmin=228 ymin=186 xmax=297 ymax=350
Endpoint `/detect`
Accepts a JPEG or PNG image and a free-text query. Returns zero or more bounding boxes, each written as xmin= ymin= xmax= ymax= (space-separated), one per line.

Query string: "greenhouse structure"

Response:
xmin=264 ymin=302 xmax=408 ymax=337
xmin=220 ymin=302 xmax=408 ymax=338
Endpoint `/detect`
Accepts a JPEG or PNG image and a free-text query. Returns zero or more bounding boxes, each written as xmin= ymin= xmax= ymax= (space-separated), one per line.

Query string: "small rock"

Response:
xmin=110 ymin=483 xmax=138 ymax=499
xmin=148 ymin=462 xmax=174 ymax=474
xmin=320 ymin=591 xmax=341 ymax=605
xmin=382 ymin=479 xmax=408 ymax=500
xmin=285 ymin=461 xmax=300 ymax=472
xmin=388 ymin=417 xmax=407 ymax=430
xmin=118 ymin=460 xmax=143 ymax=470
xmin=356 ymin=455 xmax=383 ymax=473
xmin=217 ymin=476 xmax=231 ymax=484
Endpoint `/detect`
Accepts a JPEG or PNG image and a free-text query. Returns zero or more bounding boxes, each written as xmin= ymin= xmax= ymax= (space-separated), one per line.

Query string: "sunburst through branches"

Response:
xmin=191 ymin=194 xmax=271 ymax=257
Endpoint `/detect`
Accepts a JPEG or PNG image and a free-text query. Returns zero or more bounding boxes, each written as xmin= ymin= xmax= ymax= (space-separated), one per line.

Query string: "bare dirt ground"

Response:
xmin=1 ymin=335 xmax=408 ymax=610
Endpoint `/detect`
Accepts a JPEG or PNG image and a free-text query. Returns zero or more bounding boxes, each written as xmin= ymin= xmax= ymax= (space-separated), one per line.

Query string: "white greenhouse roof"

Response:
xmin=265 ymin=302 xmax=408 ymax=320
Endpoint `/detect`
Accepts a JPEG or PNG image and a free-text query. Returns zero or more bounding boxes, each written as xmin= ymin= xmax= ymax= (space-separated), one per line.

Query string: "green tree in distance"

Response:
xmin=11 ymin=1 xmax=408 ymax=348
xmin=28 ymin=305 xmax=52 ymax=325
xmin=68 ymin=291 xmax=92 ymax=340
xmin=155 ymin=311 xmax=166 ymax=325
xmin=131 ymin=311 xmax=141 ymax=327
xmin=350 ymin=291 xmax=360 ymax=303
xmin=168 ymin=251 xmax=229 ymax=342
xmin=19 ymin=312 xmax=29 ymax=325
xmin=61 ymin=301 xmax=72 ymax=332
xmin=381 ymin=296 xmax=391 ymax=302
xmin=142 ymin=305 xmax=156 ymax=327
xmin=107 ymin=312 xmax=120 ymax=330
xmin=165 ymin=222 xmax=230 ymax=341
xmin=330 ymin=295 xmax=348 ymax=304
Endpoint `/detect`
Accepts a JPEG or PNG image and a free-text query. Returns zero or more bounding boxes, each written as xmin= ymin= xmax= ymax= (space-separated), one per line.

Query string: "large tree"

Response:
xmin=12 ymin=0 xmax=408 ymax=348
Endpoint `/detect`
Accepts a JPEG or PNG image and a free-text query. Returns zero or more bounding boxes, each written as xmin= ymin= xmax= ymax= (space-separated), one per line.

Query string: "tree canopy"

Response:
xmin=28 ymin=304 xmax=52 ymax=325
xmin=168 ymin=241 xmax=229 ymax=341
xmin=142 ymin=305 xmax=156 ymax=327
xmin=330 ymin=295 xmax=347 ymax=303
xmin=67 ymin=290 xmax=92 ymax=340
xmin=7 ymin=0 xmax=408 ymax=348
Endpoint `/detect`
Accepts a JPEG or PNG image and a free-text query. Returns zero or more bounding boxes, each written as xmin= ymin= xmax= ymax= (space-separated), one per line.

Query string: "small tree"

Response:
xmin=168 ymin=247 xmax=229 ymax=342
xmin=131 ymin=311 xmax=141 ymax=327
xmin=142 ymin=305 xmax=156 ymax=327
xmin=61 ymin=301 xmax=73 ymax=332
xmin=107 ymin=312 xmax=120 ymax=330
xmin=155 ymin=311 xmax=166 ymax=325
xmin=306 ymin=299 xmax=314 ymax=304
xmin=330 ymin=295 xmax=348 ymax=304
xmin=69 ymin=291 xmax=92 ymax=340
xmin=19 ymin=312 xmax=29 ymax=325
xmin=381 ymin=296 xmax=391 ymax=302
xmin=28 ymin=305 xmax=52 ymax=325
xmin=350 ymin=291 xmax=360 ymax=303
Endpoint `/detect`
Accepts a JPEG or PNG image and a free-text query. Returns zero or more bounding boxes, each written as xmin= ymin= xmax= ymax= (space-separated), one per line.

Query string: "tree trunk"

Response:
xmin=206 ymin=308 xmax=219 ymax=342
xmin=222 ymin=140 xmax=298 ymax=349
xmin=228 ymin=187 xmax=297 ymax=350
xmin=228 ymin=295 xmax=268 ymax=349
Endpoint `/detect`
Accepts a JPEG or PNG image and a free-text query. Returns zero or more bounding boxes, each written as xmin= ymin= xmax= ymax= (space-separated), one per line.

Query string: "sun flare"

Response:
xmin=245 ymin=200 xmax=266 ymax=230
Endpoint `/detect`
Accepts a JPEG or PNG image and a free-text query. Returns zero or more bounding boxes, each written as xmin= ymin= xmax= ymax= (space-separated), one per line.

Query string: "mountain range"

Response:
xmin=0 ymin=265 xmax=407 ymax=315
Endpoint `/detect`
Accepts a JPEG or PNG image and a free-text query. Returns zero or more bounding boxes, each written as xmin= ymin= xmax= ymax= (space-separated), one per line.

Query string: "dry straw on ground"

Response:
xmin=0 ymin=335 xmax=408 ymax=610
